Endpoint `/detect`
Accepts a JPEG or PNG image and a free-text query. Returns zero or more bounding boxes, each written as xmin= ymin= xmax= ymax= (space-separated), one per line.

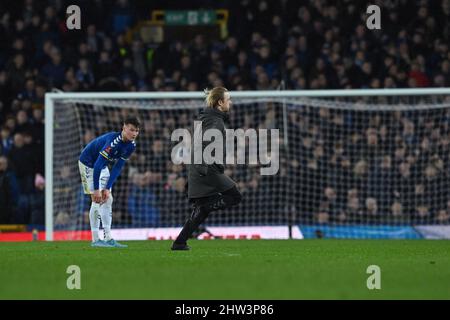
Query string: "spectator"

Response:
xmin=346 ymin=189 xmax=362 ymax=218
xmin=41 ymin=48 xmax=66 ymax=88
xmin=365 ymin=197 xmax=379 ymax=219
xmin=391 ymin=201 xmax=403 ymax=218
xmin=435 ymin=209 xmax=450 ymax=223
xmin=75 ymin=58 xmax=95 ymax=90
xmin=0 ymin=71 xmax=13 ymax=113
xmin=30 ymin=173 xmax=44 ymax=224
xmin=96 ymin=51 xmax=115 ymax=81
xmin=112 ymin=0 xmax=134 ymax=34
xmin=128 ymin=173 xmax=160 ymax=227
xmin=1 ymin=126 xmax=13 ymax=156
xmin=14 ymin=110 xmax=31 ymax=134
xmin=409 ymin=62 xmax=430 ymax=87
xmin=8 ymin=132 xmax=34 ymax=193
xmin=30 ymin=108 xmax=44 ymax=145
xmin=7 ymin=54 xmax=27 ymax=95
xmin=0 ymin=156 xmax=20 ymax=223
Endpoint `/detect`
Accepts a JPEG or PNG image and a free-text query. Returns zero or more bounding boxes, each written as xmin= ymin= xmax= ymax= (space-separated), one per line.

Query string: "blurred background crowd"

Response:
xmin=0 ymin=0 xmax=449 ymax=226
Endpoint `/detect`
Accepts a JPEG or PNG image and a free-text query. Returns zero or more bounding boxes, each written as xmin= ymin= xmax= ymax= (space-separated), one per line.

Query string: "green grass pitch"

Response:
xmin=1 ymin=240 xmax=449 ymax=299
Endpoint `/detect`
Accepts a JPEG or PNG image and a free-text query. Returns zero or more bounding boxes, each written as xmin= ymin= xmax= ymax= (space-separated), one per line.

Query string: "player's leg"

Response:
xmin=172 ymin=205 xmax=203 ymax=250
xmin=172 ymin=186 xmax=242 ymax=249
xmin=204 ymin=186 xmax=243 ymax=212
xmin=99 ymin=193 xmax=127 ymax=248
xmin=96 ymin=167 xmax=127 ymax=248
xmin=100 ymin=193 xmax=113 ymax=241
xmin=97 ymin=167 xmax=113 ymax=240
xmin=78 ymin=161 xmax=102 ymax=244
xmin=89 ymin=201 xmax=101 ymax=242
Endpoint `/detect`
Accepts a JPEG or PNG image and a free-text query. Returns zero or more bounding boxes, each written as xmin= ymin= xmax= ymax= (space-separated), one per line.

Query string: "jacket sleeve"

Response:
xmin=193 ymin=163 xmax=208 ymax=176
xmin=212 ymin=118 xmax=225 ymax=173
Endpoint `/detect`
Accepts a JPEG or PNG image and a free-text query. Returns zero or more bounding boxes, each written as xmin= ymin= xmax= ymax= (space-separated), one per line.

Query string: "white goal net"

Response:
xmin=45 ymin=89 xmax=450 ymax=240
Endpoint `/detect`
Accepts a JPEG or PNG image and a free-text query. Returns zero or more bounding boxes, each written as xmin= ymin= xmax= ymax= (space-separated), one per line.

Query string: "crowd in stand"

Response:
xmin=0 ymin=0 xmax=449 ymax=225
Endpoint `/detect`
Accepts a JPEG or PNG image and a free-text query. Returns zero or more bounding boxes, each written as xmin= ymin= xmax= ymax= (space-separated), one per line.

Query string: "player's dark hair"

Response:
xmin=124 ymin=116 xmax=141 ymax=129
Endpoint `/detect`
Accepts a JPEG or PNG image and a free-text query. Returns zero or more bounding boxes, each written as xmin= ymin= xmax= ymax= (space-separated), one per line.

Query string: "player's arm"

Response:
xmin=105 ymin=158 xmax=126 ymax=190
xmin=92 ymin=153 xmax=109 ymax=203
xmin=92 ymin=139 xmax=116 ymax=202
xmin=212 ymin=118 xmax=226 ymax=173
xmin=104 ymin=144 xmax=136 ymax=191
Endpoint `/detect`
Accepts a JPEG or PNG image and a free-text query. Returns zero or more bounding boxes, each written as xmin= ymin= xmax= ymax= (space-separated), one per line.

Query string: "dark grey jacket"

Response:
xmin=187 ymin=107 xmax=236 ymax=198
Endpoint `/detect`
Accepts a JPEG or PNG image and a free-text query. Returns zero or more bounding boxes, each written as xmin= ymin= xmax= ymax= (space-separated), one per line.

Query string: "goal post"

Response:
xmin=45 ymin=88 xmax=450 ymax=241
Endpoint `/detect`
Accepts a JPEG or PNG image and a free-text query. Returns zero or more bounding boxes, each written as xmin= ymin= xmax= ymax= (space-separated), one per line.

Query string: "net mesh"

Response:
xmin=51 ymin=94 xmax=450 ymax=238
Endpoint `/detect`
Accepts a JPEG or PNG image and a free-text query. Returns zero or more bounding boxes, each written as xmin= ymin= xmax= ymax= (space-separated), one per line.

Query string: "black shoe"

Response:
xmin=171 ymin=242 xmax=191 ymax=251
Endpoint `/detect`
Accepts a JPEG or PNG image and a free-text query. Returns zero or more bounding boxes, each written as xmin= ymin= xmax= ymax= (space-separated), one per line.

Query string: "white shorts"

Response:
xmin=78 ymin=161 xmax=111 ymax=195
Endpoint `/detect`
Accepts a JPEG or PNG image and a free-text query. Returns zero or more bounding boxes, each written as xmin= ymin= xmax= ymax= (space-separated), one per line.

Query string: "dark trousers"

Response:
xmin=175 ymin=186 xmax=242 ymax=244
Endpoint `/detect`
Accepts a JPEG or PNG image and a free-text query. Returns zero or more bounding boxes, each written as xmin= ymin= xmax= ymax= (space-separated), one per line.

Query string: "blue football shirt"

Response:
xmin=79 ymin=132 xmax=136 ymax=168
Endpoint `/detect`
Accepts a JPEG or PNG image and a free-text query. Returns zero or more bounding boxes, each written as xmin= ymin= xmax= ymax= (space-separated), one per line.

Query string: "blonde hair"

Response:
xmin=204 ymin=87 xmax=228 ymax=108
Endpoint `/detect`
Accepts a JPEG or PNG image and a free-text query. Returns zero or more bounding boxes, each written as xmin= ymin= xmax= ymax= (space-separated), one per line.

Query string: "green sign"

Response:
xmin=165 ymin=10 xmax=217 ymax=26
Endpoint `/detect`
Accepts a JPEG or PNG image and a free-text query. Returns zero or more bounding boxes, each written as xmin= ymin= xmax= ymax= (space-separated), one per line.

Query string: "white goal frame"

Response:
xmin=45 ymin=88 xmax=450 ymax=241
